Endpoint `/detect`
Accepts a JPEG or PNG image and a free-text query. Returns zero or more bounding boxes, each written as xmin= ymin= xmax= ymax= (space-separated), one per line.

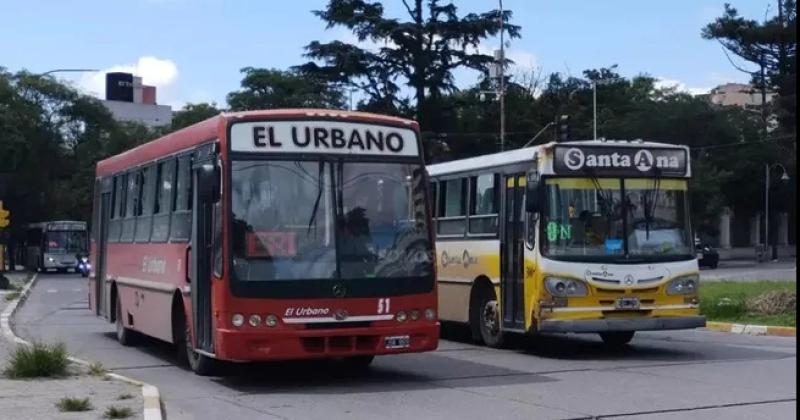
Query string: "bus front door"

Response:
xmin=501 ymin=174 xmax=526 ymax=331
xmin=96 ymin=178 xmax=113 ymax=317
xmin=190 ymin=146 xmax=217 ymax=354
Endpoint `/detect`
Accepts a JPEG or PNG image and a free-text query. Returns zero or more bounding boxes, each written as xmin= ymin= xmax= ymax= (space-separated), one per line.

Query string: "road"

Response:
xmin=13 ymin=273 xmax=797 ymax=420
xmin=701 ymin=260 xmax=796 ymax=282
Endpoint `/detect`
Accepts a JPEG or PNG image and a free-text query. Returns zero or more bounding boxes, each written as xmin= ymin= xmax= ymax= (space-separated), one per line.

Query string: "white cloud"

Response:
xmin=655 ymin=77 xmax=711 ymax=96
xmin=77 ymin=56 xmax=180 ymax=104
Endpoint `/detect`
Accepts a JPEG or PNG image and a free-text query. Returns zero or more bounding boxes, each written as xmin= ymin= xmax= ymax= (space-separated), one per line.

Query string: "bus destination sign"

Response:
xmin=230 ymin=120 xmax=419 ymax=156
xmin=553 ymin=145 xmax=688 ymax=177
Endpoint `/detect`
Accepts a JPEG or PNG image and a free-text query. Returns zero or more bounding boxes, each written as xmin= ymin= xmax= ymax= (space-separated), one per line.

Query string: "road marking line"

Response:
xmin=46 ymin=289 xmax=58 ymax=293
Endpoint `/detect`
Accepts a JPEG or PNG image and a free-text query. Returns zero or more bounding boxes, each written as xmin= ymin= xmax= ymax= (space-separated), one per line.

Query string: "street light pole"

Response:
xmin=765 ymin=163 xmax=790 ymax=261
xmin=593 ymin=81 xmax=597 ymax=140
xmin=38 ymin=68 xmax=98 ymax=77
xmin=498 ymin=0 xmax=506 ymax=151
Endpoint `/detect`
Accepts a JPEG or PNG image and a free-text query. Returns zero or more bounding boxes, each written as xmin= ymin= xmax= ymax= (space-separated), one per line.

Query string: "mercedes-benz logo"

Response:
xmin=332 ymin=284 xmax=347 ymax=298
xmin=624 ymin=275 xmax=635 ymax=285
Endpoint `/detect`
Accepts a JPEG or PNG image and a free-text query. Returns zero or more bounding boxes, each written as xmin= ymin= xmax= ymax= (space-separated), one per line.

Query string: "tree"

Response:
xmin=170 ymin=102 xmax=221 ymax=131
xmin=297 ymin=0 xmax=520 ymax=130
xmin=702 ymin=1 xmax=797 ymax=134
xmin=226 ymin=67 xmax=345 ymax=111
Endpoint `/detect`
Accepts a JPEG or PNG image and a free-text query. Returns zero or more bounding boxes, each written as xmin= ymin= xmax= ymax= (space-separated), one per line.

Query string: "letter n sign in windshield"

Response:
xmin=553 ymin=145 xmax=688 ymax=177
xmin=229 ymin=120 xmax=419 ymax=157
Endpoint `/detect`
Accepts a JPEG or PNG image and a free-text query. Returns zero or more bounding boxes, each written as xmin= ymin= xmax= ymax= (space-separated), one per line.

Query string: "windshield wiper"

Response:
xmin=306 ymin=160 xmax=325 ymax=235
xmin=640 ymin=169 xmax=662 ymax=240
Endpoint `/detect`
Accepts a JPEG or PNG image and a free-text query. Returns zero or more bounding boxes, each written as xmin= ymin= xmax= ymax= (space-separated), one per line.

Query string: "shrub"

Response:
xmin=56 ymin=397 xmax=93 ymax=412
xmin=3 ymin=342 xmax=69 ymax=378
xmin=103 ymin=406 xmax=134 ymax=419
xmin=88 ymin=361 xmax=107 ymax=376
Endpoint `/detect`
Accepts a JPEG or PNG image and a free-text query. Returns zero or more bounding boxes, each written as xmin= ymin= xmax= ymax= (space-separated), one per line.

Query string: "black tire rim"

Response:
xmin=481 ymin=299 xmax=500 ymax=339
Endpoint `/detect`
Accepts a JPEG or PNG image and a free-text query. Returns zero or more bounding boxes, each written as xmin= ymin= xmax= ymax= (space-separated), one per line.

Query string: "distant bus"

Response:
xmin=24 ymin=220 xmax=88 ymax=272
xmin=427 ymin=140 xmax=704 ymax=347
xmin=89 ymin=109 xmax=438 ymax=375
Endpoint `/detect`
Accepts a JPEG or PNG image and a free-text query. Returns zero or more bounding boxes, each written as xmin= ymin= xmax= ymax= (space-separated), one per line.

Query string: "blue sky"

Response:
xmin=0 ymin=0 xmax=774 ymax=108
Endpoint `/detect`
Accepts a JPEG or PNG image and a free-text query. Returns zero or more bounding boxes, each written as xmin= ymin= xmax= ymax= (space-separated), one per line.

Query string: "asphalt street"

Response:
xmin=701 ymin=260 xmax=796 ymax=282
xmin=12 ymin=273 xmax=797 ymax=420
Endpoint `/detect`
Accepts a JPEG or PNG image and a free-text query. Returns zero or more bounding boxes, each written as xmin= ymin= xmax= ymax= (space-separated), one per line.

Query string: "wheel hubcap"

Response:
xmin=482 ymin=300 xmax=499 ymax=335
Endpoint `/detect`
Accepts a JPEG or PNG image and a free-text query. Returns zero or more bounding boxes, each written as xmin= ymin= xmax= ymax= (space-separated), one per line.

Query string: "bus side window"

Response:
xmin=108 ymin=175 xmax=123 ymax=243
xmin=429 ymin=181 xmax=437 ymax=233
xmin=151 ymin=159 xmax=175 ymax=243
xmin=120 ymin=171 xmax=138 ymax=243
xmin=135 ymin=165 xmax=156 ymax=243
xmin=437 ymin=178 xmax=466 ymax=236
xmin=468 ymin=173 xmax=499 ymax=235
xmin=170 ymin=155 xmax=192 ymax=242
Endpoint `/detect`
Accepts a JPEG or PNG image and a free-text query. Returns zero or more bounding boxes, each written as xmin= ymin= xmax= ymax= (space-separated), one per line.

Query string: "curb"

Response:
xmin=1 ymin=273 xmax=164 ymax=420
xmin=705 ymin=321 xmax=796 ymax=337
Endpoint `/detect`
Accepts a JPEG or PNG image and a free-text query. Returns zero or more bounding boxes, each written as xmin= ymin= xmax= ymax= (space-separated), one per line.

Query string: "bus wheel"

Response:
xmin=180 ymin=316 xmax=218 ymax=376
xmin=599 ymin=331 xmax=635 ymax=347
xmin=476 ymin=289 xmax=505 ymax=348
xmin=115 ymin=295 xmax=137 ymax=346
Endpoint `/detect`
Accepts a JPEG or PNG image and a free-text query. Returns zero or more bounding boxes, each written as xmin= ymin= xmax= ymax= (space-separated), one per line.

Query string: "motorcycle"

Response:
xmin=76 ymin=254 xmax=91 ymax=278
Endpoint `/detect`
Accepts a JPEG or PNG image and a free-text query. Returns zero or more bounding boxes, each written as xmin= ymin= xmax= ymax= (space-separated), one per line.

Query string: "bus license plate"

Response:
xmin=616 ymin=297 xmax=640 ymax=310
xmin=384 ymin=335 xmax=410 ymax=349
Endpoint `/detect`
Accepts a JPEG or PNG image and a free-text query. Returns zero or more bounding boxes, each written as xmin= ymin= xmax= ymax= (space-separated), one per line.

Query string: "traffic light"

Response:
xmin=557 ymin=115 xmax=570 ymax=142
xmin=0 ymin=201 xmax=9 ymax=228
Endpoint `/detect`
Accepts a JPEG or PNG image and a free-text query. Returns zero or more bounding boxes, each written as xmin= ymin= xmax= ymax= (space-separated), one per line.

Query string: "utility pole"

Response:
xmin=498 ymin=0 xmax=506 ymax=151
xmin=593 ymin=81 xmax=598 ymax=140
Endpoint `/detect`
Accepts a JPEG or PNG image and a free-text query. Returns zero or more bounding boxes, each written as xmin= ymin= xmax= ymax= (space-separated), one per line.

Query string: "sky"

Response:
xmin=0 ymin=0 xmax=776 ymax=109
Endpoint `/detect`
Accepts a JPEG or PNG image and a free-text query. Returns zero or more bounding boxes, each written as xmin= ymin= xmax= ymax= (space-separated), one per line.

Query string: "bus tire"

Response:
xmin=473 ymin=286 xmax=505 ymax=348
xmin=115 ymin=294 xmax=137 ymax=346
xmin=177 ymin=310 xmax=218 ymax=376
xmin=599 ymin=331 xmax=635 ymax=347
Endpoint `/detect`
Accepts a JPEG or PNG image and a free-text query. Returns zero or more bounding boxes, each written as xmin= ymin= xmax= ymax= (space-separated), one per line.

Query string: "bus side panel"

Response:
xmin=106 ymin=242 xmax=187 ymax=343
xmin=435 ymin=239 xmax=501 ymax=324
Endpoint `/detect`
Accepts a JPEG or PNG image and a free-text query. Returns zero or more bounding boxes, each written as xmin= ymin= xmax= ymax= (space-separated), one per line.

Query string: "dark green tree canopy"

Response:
xmin=297 ymin=0 xmax=520 ymax=127
xmin=227 ymin=67 xmax=345 ymax=111
xmin=170 ymin=102 xmax=221 ymax=131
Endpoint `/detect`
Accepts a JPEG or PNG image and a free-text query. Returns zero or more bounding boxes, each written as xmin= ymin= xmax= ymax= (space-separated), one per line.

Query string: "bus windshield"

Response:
xmin=45 ymin=230 xmax=88 ymax=254
xmin=541 ymin=177 xmax=692 ymax=262
xmin=231 ymin=159 xmax=433 ymax=282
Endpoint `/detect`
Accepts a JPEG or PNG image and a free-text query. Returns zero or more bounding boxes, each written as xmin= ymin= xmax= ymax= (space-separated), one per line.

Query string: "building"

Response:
xmin=707 ymin=83 xmax=777 ymax=109
xmin=101 ymin=72 xmax=172 ymax=127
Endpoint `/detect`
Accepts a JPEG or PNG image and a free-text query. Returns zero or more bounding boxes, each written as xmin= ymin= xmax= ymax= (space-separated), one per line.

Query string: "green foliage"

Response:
xmin=298 ymin=0 xmax=520 ymax=128
xmin=56 ymin=397 xmax=93 ymax=412
xmin=4 ymin=291 xmax=20 ymax=301
xmin=87 ymin=361 xmax=107 ymax=376
xmin=103 ymin=406 xmax=134 ymax=419
xmin=3 ymin=341 xmax=69 ymax=378
xmin=169 ymin=102 xmax=221 ymax=131
xmin=700 ymin=281 xmax=796 ymax=326
xmin=227 ymin=67 xmax=345 ymax=111
xmin=702 ymin=1 xmax=796 ymax=132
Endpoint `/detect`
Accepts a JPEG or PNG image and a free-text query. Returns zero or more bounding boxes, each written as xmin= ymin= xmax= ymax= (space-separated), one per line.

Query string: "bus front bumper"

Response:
xmin=214 ymin=322 xmax=439 ymax=362
xmin=538 ymin=316 xmax=706 ymax=333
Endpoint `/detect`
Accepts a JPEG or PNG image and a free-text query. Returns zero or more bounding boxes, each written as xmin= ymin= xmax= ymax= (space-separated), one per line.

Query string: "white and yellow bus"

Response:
xmin=428 ymin=140 xmax=705 ymax=347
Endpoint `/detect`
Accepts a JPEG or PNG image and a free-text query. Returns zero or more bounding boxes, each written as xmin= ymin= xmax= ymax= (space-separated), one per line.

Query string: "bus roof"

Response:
xmin=96 ymin=109 xmax=419 ymax=177
xmin=427 ymin=139 xmax=690 ymax=177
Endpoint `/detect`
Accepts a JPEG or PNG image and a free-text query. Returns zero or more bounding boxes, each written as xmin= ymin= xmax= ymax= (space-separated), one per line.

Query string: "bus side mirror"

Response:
xmin=525 ymin=181 xmax=540 ymax=213
xmin=198 ymin=163 xmax=220 ymax=202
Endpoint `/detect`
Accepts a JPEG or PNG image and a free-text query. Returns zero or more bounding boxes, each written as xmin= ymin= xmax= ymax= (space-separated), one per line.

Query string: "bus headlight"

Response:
xmin=396 ymin=311 xmax=407 ymax=322
xmin=231 ymin=314 xmax=245 ymax=327
xmin=667 ymin=274 xmax=699 ymax=295
xmin=248 ymin=314 xmax=262 ymax=327
xmin=424 ymin=308 xmax=436 ymax=321
xmin=265 ymin=314 xmax=278 ymax=328
xmin=410 ymin=309 xmax=420 ymax=321
xmin=545 ymin=277 xmax=588 ymax=297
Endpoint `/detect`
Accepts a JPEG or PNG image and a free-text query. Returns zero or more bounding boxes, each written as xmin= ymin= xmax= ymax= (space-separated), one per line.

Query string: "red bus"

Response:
xmin=89 ymin=110 xmax=438 ymax=375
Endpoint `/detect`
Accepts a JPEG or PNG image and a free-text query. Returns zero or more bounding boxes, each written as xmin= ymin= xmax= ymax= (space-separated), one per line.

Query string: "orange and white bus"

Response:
xmin=89 ymin=110 xmax=438 ymax=375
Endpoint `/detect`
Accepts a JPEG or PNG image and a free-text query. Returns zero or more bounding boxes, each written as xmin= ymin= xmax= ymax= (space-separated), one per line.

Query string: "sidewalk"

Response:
xmin=0 ymin=273 xmax=143 ymax=420
xmin=717 ymin=246 xmax=796 ymax=261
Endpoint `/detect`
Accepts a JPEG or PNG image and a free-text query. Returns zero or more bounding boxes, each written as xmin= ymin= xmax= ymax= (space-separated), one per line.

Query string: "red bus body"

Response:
xmin=89 ymin=110 xmax=438 ymax=365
